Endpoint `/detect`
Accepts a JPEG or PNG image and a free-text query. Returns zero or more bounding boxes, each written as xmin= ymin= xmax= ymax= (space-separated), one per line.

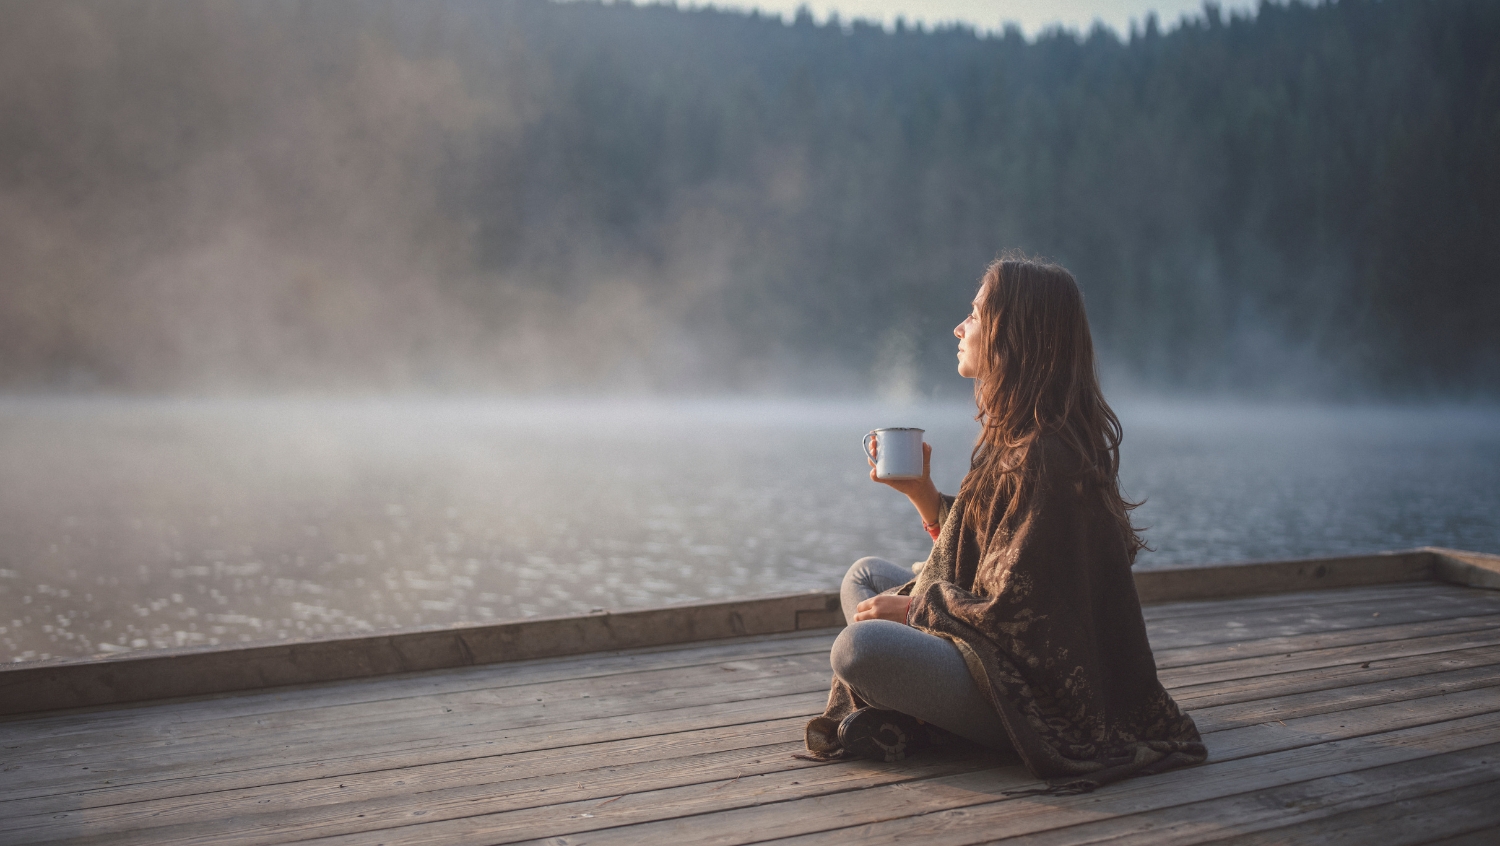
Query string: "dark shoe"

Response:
xmin=837 ymin=708 xmax=931 ymax=763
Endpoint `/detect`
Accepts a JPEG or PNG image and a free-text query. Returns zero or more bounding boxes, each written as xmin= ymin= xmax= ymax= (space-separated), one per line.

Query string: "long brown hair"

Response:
xmin=958 ymin=253 xmax=1147 ymax=560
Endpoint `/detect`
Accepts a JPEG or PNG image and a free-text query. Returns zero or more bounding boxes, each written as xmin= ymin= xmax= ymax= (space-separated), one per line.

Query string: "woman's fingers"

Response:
xmin=851 ymin=594 xmax=912 ymax=624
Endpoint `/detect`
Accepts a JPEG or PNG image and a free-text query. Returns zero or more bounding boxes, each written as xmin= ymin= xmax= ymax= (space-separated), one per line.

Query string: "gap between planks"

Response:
xmin=5 ymin=600 xmax=1494 ymax=798
xmin=1140 ymin=581 xmax=1493 ymax=623
xmin=0 ymin=629 xmax=843 ymax=736
xmin=0 ymin=648 xmax=839 ymax=762
xmin=1207 ymin=778 xmax=1500 ymax=846
xmin=13 ymin=584 xmax=1493 ymax=761
xmin=477 ymin=695 xmax=1500 ymax=846
xmin=8 ymin=609 xmax=1493 ymax=799
xmin=20 ymin=646 xmax=1500 ymax=828
xmin=236 ymin=689 xmax=1500 ymax=846
xmin=781 ymin=746 xmax=1500 ymax=846
xmin=9 ymin=581 xmax=1490 ymax=740
xmin=11 ymin=651 xmax=1500 ymax=840
xmin=747 ymin=739 xmax=1500 ymax=846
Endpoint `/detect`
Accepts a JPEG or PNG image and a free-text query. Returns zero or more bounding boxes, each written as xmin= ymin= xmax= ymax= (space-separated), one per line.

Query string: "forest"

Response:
xmin=1 ymin=0 xmax=1496 ymax=397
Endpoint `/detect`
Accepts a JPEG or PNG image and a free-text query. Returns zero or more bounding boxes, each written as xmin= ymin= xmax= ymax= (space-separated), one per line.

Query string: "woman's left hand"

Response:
xmin=854 ymin=594 xmax=913 ymax=624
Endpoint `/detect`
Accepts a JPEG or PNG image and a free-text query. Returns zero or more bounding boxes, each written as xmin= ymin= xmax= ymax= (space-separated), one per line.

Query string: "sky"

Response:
xmin=692 ymin=0 xmax=1257 ymax=36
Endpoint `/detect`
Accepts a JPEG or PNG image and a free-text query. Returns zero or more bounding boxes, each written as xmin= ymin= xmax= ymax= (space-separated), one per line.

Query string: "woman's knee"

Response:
xmin=842 ymin=556 xmax=911 ymax=595
xmin=842 ymin=556 xmax=886 ymax=588
xmin=830 ymin=619 xmax=902 ymax=685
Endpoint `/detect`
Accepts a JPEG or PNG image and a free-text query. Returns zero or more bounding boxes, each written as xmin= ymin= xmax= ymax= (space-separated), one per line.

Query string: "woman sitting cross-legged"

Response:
xmin=803 ymin=254 xmax=1207 ymax=794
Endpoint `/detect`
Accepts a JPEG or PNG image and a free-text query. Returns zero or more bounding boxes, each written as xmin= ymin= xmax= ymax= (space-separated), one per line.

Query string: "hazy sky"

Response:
xmin=696 ymin=0 xmax=1254 ymax=36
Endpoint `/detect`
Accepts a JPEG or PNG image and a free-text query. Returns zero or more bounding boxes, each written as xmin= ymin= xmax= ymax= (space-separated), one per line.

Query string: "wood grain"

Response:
xmin=6 ymin=574 xmax=1499 ymax=846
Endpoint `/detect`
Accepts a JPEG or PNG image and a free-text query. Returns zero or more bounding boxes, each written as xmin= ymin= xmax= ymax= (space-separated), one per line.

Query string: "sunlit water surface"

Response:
xmin=2 ymin=397 xmax=1497 ymax=662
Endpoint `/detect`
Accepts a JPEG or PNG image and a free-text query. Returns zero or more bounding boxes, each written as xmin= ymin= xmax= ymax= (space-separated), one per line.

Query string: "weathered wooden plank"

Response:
xmin=0 ymin=652 xmax=833 ymax=768
xmin=0 ymin=642 xmax=1454 ymax=823
xmin=18 ymin=586 xmax=1488 ymax=765
xmin=959 ymin=744 xmax=1500 ymax=846
xmin=1171 ymin=644 xmax=1500 ymax=711
xmin=1132 ymin=550 xmax=1433 ymax=605
xmin=0 ymin=628 xmax=839 ymax=734
xmin=234 ymin=747 xmax=996 ymax=846
xmin=1153 ymin=613 xmax=1500 ymax=670
xmin=20 ymin=645 xmax=1488 ymax=840
xmin=1211 ymin=779 xmax=1500 ymax=846
xmin=0 ymin=688 xmax=828 ymax=805
xmin=0 ymin=591 xmax=846 ymax=717
xmin=1428 ymin=546 xmax=1500 ymax=591
xmin=0 ymin=591 xmax=848 ymax=717
xmin=198 ymin=752 xmax=1014 ymax=846
xmin=1143 ymin=594 xmax=1500 ymax=652
xmin=1141 ymin=580 xmax=1467 ymax=623
xmin=7 ymin=617 xmax=1475 ymax=800
xmin=1158 ymin=626 xmax=1500 ymax=689
xmin=0 ymin=668 xmax=830 ymax=802
xmin=1151 ymin=596 xmax=1500 ymax=644
xmin=1418 ymin=827 xmax=1500 ymax=846
xmin=0 ymin=651 xmax=1494 ymax=840
xmin=0 ymin=713 xmax=819 ymax=829
xmin=7 ymin=599 xmax=1494 ymax=807
xmin=291 ymin=701 xmax=1500 ymax=846
xmin=0 ymin=736 xmax=825 ymax=845
xmin=576 ymin=710 xmax=1500 ymax=846
xmin=0 ymin=623 xmax=1408 ymax=815
xmin=8 ymin=548 xmax=1487 ymax=719
xmin=1203 ymin=685 xmax=1500 ymax=760
xmin=5 ymin=576 xmax=1494 ymax=846
xmin=26 ymin=585 xmax=1476 ymax=762
xmin=23 ymin=585 xmax=1476 ymax=756
xmin=0 ymin=632 xmax=838 ymax=753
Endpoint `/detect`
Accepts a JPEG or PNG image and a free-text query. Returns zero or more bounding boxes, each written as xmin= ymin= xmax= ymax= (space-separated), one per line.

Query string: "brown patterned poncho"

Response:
xmin=805 ymin=436 xmax=1207 ymax=793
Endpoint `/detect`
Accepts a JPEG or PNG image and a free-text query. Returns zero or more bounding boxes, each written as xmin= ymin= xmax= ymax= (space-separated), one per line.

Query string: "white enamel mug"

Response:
xmin=863 ymin=427 xmax=926 ymax=480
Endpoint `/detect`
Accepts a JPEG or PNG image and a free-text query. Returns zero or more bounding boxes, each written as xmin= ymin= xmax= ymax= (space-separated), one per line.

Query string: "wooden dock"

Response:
xmin=2 ymin=547 xmax=1499 ymax=844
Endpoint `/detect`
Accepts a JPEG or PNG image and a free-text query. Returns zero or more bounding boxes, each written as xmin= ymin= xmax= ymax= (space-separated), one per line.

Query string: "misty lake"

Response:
xmin=2 ymin=397 xmax=1498 ymax=663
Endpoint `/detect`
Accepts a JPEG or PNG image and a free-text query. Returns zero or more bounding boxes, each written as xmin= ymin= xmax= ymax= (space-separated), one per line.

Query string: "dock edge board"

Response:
xmin=2 ymin=546 xmax=1496 ymax=717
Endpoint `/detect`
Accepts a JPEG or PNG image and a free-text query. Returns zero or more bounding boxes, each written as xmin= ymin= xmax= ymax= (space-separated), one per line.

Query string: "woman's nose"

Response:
xmin=954 ymin=322 xmax=964 ymax=339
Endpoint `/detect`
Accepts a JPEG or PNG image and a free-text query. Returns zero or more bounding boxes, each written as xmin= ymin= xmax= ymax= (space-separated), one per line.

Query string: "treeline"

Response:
xmin=2 ymin=0 xmax=1496 ymax=396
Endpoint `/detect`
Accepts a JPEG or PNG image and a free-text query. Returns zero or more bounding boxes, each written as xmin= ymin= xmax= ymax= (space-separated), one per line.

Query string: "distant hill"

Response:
xmin=2 ymin=0 xmax=1495 ymax=396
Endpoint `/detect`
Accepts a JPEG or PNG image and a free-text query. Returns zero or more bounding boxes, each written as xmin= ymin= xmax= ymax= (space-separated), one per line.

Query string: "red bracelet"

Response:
xmin=922 ymin=518 xmax=941 ymax=540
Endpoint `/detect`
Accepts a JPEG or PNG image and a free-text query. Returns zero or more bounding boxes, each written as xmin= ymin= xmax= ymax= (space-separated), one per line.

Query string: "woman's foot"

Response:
xmin=837 ymin=707 xmax=931 ymax=762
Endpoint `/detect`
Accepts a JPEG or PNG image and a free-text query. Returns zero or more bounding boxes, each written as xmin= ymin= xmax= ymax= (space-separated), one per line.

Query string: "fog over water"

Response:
xmin=2 ymin=2 xmax=1497 ymax=664
xmin=2 ymin=397 xmax=1496 ymax=663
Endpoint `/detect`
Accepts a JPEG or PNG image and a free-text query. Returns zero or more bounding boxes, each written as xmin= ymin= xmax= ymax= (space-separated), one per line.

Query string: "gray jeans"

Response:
xmin=833 ymin=556 xmax=1013 ymax=753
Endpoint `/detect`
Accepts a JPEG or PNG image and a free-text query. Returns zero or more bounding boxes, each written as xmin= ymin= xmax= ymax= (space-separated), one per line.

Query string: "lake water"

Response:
xmin=2 ymin=397 xmax=1497 ymax=662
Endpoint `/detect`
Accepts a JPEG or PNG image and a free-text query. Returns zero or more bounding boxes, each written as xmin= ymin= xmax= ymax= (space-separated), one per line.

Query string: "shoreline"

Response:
xmin=3 ymin=546 xmax=1496 ymax=718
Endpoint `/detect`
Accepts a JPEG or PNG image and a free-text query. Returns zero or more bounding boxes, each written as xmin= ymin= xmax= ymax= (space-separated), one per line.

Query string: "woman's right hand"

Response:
xmin=868 ymin=439 xmax=942 ymax=526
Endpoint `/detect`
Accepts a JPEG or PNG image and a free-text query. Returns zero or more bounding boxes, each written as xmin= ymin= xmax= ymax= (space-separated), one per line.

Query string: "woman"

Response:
xmin=802 ymin=255 xmax=1206 ymax=793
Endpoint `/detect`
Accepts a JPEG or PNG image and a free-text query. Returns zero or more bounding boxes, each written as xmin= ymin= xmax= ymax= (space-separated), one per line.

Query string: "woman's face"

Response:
xmin=954 ymin=289 xmax=985 ymax=379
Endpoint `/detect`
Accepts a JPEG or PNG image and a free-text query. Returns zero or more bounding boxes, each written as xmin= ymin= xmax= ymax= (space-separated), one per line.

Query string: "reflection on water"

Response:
xmin=1 ymin=397 xmax=1497 ymax=662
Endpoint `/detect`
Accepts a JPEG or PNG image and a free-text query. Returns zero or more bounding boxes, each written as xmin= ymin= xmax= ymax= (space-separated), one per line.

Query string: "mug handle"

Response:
xmin=863 ymin=431 xmax=878 ymax=463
